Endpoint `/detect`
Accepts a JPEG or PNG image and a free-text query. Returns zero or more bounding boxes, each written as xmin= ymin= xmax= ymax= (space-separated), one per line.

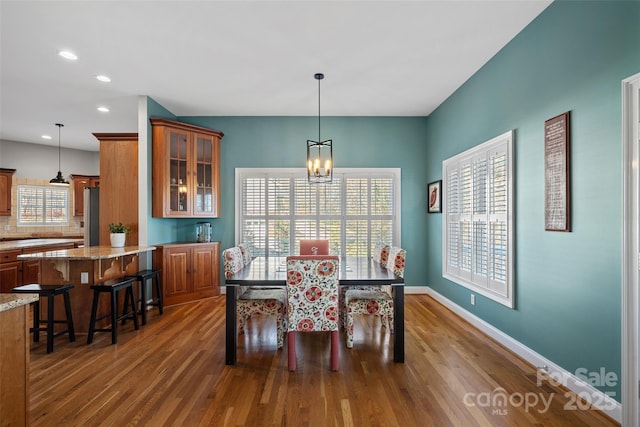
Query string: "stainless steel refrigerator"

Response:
xmin=83 ymin=187 xmax=100 ymax=246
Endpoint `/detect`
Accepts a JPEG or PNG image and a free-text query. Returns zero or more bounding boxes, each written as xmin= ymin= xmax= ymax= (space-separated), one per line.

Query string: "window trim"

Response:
xmin=235 ymin=168 xmax=401 ymax=258
xmin=442 ymin=130 xmax=514 ymax=308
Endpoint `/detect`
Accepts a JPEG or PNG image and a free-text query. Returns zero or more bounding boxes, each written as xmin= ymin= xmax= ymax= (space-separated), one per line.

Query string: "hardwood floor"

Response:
xmin=29 ymin=294 xmax=618 ymax=426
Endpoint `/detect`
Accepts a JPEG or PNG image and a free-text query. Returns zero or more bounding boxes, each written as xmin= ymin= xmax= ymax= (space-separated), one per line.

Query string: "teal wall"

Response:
xmin=145 ymin=114 xmax=429 ymax=288
xmin=144 ymin=0 xmax=639 ymax=400
xmin=425 ymin=1 xmax=640 ymax=400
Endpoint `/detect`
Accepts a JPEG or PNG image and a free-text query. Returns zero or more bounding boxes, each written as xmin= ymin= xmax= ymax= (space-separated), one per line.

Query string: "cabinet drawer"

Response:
xmin=0 ymin=250 xmax=20 ymax=264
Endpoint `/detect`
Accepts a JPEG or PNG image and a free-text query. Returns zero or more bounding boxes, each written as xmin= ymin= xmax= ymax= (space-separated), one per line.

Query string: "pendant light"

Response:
xmin=49 ymin=123 xmax=69 ymax=186
xmin=307 ymin=73 xmax=332 ymax=183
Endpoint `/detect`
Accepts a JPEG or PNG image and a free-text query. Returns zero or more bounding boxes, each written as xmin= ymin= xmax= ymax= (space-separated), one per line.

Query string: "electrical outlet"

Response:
xmin=3 ymin=225 xmax=9 ymax=231
xmin=81 ymin=272 xmax=89 ymax=284
xmin=471 ymin=294 xmax=476 ymax=305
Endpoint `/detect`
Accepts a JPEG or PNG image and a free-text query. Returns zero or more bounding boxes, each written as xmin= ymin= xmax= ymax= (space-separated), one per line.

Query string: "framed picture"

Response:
xmin=428 ymin=180 xmax=442 ymax=213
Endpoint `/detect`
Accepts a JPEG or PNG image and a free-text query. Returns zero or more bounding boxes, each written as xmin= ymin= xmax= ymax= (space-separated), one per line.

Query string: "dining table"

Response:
xmin=224 ymin=256 xmax=405 ymax=365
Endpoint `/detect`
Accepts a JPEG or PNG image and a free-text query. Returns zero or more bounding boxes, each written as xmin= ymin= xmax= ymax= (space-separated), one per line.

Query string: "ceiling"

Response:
xmin=0 ymin=0 xmax=551 ymax=152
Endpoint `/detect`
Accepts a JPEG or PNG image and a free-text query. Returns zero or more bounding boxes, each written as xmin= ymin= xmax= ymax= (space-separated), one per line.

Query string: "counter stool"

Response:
xmin=125 ymin=269 xmax=163 ymax=325
xmin=11 ymin=284 xmax=76 ymax=353
xmin=87 ymin=277 xmax=139 ymax=345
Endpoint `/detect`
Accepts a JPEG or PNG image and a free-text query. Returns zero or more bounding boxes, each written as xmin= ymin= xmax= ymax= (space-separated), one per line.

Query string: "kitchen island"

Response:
xmin=18 ymin=245 xmax=155 ymax=333
xmin=0 ymin=293 xmax=38 ymax=425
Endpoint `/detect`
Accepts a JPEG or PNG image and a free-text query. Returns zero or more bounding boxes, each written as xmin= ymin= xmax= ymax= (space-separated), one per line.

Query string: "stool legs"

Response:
xmin=46 ymin=293 xmax=55 ymax=354
xmin=87 ymin=289 xmax=100 ymax=345
xmin=32 ymin=300 xmax=40 ymax=343
xmin=88 ymin=280 xmax=140 ymax=345
xmin=63 ymin=291 xmax=76 ymax=343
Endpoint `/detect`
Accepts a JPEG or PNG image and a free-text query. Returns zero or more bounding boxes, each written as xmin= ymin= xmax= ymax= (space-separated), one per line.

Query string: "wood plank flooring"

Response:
xmin=29 ymin=294 xmax=619 ymax=426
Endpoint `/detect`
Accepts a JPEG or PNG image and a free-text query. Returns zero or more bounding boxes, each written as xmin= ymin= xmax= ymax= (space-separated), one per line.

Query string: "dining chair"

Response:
xmin=299 ymin=239 xmax=330 ymax=255
xmin=285 ymin=255 xmax=340 ymax=371
xmin=223 ymin=247 xmax=286 ymax=349
xmin=340 ymin=243 xmax=390 ymax=327
xmin=237 ymin=242 xmax=253 ymax=266
xmin=344 ymin=246 xmax=406 ymax=349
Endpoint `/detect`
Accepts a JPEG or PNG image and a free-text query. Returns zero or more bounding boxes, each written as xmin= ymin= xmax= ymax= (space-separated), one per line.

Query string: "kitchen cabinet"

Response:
xmin=152 ymin=242 xmax=220 ymax=306
xmin=0 ymin=241 xmax=77 ymax=293
xmin=71 ymin=174 xmax=100 ymax=216
xmin=0 ymin=294 xmax=36 ymax=426
xmin=0 ymin=168 xmax=16 ymax=216
xmin=150 ymin=118 xmax=223 ymax=218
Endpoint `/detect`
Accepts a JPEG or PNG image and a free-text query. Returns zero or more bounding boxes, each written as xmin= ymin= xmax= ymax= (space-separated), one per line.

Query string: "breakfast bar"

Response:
xmin=17 ymin=245 xmax=156 ymax=333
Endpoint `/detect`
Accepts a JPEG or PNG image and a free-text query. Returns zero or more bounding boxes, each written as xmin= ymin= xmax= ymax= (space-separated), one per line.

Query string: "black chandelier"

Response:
xmin=307 ymin=73 xmax=332 ymax=183
xmin=49 ymin=123 xmax=69 ymax=186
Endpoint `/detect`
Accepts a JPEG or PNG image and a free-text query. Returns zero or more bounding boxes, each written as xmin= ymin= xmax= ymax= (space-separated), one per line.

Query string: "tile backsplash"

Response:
xmin=0 ymin=177 xmax=84 ymax=238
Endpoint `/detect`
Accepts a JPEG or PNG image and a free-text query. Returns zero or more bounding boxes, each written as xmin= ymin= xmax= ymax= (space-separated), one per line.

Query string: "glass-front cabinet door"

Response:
xmin=169 ymin=129 xmax=190 ymax=214
xmin=151 ymin=118 xmax=223 ymax=218
xmin=193 ymin=133 xmax=215 ymax=215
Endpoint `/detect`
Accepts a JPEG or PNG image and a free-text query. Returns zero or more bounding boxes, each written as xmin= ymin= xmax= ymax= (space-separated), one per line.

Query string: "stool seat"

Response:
xmin=87 ymin=277 xmax=139 ymax=345
xmin=12 ymin=283 xmax=75 ymax=353
xmin=125 ymin=269 xmax=163 ymax=325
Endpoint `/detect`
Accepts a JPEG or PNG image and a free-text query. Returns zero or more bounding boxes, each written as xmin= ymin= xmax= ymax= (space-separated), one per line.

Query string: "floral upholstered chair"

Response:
xmin=340 ymin=243 xmax=390 ymax=327
xmin=222 ymin=246 xmax=286 ymax=349
xmin=344 ymin=246 xmax=405 ymax=349
xmin=285 ymin=255 xmax=340 ymax=371
xmin=237 ymin=243 xmax=253 ymax=266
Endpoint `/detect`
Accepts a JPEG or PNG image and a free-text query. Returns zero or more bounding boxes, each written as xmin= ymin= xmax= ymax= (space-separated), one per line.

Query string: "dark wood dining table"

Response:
xmin=224 ymin=256 xmax=405 ymax=365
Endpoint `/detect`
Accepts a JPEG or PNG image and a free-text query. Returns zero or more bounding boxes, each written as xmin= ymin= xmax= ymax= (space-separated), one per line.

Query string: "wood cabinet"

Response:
xmin=93 ymin=133 xmax=138 ymax=246
xmin=152 ymin=242 xmax=220 ymax=306
xmin=0 ymin=297 xmax=33 ymax=426
xmin=150 ymin=118 xmax=223 ymax=218
xmin=0 ymin=168 xmax=16 ymax=216
xmin=0 ymin=242 xmax=75 ymax=293
xmin=71 ymin=174 xmax=100 ymax=216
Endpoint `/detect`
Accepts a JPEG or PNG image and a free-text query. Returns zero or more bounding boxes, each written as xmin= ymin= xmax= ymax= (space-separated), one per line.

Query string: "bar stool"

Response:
xmin=87 ymin=277 xmax=139 ymax=345
xmin=11 ymin=284 xmax=76 ymax=353
xmin=125 ymin=269 xmax=163 ymax=325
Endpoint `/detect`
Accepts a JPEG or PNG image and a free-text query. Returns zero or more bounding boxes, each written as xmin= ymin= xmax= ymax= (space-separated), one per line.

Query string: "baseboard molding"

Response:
xmin=425 ymin=287 xmax=621 ymax=424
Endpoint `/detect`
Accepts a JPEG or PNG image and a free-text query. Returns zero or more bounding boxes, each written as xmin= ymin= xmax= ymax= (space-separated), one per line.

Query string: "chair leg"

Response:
xmin=33 ymin=300 xmax=40 ymax=343
xmin=346 ymin=309 xmax=354 ymax=349
xmin=46 ymin=294 xmax=55 ymax=353
xmin=288 ymin=331 xmax=296 ymax=371
xmin=330 ymin=330 xmax=339 ymax=371
xmin=154 ymin=274 xmax=163 ymax=315
xmin=63 ymin=291 xmax=76 ymax=342
xmin=128 ymin=287 xmax=139 ymax=330
xmin=87 ymin=289 xmax=100 ymax=344
xmin=139 ymin=278 xmax=148 ymax=325
xmin=276 ymin=310 xmax=284 ymax=349
xmin=110 ymin=289 xmax=118 ymax=345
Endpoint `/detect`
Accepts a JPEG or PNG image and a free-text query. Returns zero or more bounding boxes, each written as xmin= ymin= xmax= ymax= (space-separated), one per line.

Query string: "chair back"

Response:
xmin=222 ymin=247 xmax=244 ymax=279
xmin=237 ymin=243 xmax=253 ymax=266
xmin=286 ymin=255 xmax=339 ymax=332
xmin=373 ymin=243 xmax=390 ymax=267
xmin=386 ymin=247 xmax=406 ymax=278
xmin=300 ymin=239 xmax=330 ymax=255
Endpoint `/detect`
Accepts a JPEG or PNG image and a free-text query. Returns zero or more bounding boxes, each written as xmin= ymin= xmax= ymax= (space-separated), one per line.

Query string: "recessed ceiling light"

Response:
xmin=97 ymin=106 xmax=110 ymax=113
xmin=42 ymin=135 xmax=52 ymax=140
xmin=58 ymin=50 xmax=78 ymax=60
xmin=96 ymin=75 xmax=111 ymax=83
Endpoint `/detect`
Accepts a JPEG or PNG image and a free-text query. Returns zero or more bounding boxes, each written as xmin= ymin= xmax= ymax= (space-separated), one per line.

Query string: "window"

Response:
xmin=236 ymin=168 xmax=400 ymax=257
xmin=18 ymin=185 xmax=69 ymax=226
xmin=442 ymin=131 xmax=513 ymax=307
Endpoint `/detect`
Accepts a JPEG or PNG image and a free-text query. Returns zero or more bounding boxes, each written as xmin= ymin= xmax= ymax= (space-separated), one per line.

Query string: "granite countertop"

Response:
xmin=17 ymin=245 xmax=156 ymax=261
xmin=0 ymin=293 xmax=38 ymax=313
xmin=0 ymin=238 xmax=83 ymax=252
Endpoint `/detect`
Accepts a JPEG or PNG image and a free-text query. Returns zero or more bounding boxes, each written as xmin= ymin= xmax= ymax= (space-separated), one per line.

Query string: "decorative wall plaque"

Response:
xmin=544 ymin=111 xmax=571 ymax=231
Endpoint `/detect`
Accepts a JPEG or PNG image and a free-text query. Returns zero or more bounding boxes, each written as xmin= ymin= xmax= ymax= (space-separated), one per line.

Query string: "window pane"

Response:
xmin=269 ymin=178 xmax=290 ymax=216
xmin=18 ymin=185 xmax=68 ymax=225
xmin=346 ymin=178 xmax=368 ymax=215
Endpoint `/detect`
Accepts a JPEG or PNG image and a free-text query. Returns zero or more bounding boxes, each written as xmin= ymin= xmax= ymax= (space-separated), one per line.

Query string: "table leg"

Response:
xmin=393 ymin=285 xmax=405 ymax=363
xmin=225 ymin=285 xmax=238 ymax=365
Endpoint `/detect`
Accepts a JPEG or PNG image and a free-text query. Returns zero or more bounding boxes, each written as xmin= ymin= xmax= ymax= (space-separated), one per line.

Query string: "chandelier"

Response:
xmin=307 ymin=73 xmax=332 ymax=183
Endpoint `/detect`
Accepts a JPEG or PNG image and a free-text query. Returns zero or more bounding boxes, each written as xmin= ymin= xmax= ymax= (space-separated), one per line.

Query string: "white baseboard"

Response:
xmin=425 ymin=287 xmax=621 ymax=424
